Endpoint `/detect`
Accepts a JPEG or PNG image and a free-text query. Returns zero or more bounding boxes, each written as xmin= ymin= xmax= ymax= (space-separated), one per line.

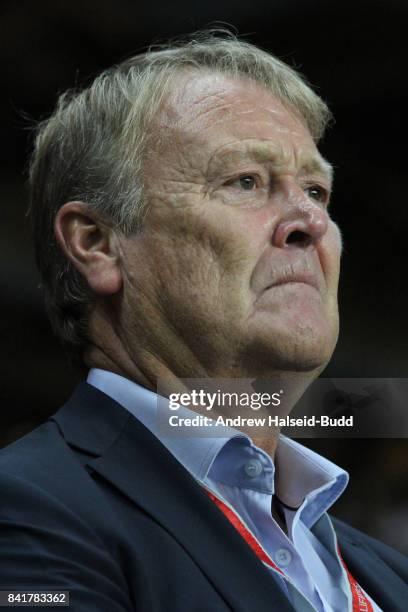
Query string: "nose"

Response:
xmin=272 ymin=196 xmax=329 ymax=249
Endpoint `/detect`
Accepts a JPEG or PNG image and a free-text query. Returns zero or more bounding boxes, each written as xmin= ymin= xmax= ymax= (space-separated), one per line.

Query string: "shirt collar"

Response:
xmin=87 ymin=368 xmax=348 ymax=525
xmin=274 ymin=436 xmax=349 ymax=527
xmin=87 ymin=368 xmax=244 ymax=480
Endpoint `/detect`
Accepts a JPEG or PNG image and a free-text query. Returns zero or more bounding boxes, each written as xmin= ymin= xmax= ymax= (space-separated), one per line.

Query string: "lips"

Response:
xmin=267 ymin=271 xmax=320 ymax=292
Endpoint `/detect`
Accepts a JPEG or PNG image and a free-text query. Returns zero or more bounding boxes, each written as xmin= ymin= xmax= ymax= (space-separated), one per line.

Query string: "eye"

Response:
xmin=227 ymin=175 xmax=257 ymax=191
xmin=305 ymin=185 xmax=329 ymax=204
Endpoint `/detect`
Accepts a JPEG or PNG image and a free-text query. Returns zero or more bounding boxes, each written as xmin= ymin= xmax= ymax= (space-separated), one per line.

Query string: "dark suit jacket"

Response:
xmin=0 ymin=383 xmax=407 ymax=611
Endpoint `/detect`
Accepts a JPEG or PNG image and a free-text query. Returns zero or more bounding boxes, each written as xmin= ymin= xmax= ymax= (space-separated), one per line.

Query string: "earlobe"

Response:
xmin=54 ymin=201 xmax=123 ymax=296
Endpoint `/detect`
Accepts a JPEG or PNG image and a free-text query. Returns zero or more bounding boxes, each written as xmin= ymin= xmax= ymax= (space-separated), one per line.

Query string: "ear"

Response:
xmin=54 ymin=202 xmax=123 ymax=295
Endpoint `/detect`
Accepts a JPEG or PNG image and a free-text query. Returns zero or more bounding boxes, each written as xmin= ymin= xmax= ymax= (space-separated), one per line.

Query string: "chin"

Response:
xmin=241 ymin=319 xmax=338 ymax=376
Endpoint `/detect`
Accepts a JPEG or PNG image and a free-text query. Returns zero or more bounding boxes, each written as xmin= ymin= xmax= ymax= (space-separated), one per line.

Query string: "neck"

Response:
xmin=252 ymin=436 xmax=280 ymax=459
xmin=85 ymin=307 xmax=316 ymax=460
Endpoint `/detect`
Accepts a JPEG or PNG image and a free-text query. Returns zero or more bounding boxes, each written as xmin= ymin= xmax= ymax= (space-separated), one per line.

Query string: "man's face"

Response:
xmin=119 ymin=72 xmax=341 ymax=378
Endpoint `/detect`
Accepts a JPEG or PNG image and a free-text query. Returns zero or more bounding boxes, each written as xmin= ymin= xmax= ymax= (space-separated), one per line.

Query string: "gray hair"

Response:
xmin=28 ymin=29 xmax=333 ymax=362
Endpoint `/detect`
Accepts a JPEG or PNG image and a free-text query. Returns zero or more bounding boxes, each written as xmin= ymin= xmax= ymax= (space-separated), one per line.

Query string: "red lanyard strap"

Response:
xmin=206 ymin=489 xmax=285 ymax=576
xmin=337 ymin=546 xmax=373 ymax=612
xmin=205 ymin=489 xmax=373 ymax=612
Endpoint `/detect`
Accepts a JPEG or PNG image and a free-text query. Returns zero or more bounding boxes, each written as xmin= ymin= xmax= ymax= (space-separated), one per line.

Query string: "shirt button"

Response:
xmin=275 ymin=548 xmax=292 ymax=568
xmin=244 ymin=459 xmax=263 ymax=478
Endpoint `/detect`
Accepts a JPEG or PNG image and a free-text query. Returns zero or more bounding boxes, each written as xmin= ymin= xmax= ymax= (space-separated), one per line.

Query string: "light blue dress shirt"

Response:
xmin=88 ymin=368 xmax=381 ymax=612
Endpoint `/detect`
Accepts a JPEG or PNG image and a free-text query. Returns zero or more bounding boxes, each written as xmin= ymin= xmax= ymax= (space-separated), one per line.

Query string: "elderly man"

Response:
xmin=0 ymin=32 xmax=407 ymax=612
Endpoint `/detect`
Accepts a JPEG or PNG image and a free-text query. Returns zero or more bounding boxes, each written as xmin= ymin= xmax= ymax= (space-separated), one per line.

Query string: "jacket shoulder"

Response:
xmin=0 ymin=419 xmax=80 ymax=474
xmin=0 ymin=418 xmax=132 ymax=610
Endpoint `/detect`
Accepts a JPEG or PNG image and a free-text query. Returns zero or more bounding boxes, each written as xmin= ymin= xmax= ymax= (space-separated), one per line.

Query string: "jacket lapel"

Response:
xmin=52 ymin=383 xmax=294 ymax=612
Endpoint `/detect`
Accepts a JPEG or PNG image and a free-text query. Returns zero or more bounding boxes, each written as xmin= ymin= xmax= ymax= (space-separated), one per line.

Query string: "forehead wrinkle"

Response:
xmin=171 ymin=85 xmax=242 ymax=130
xmin=172 ymin=82 xmax=298 ymax=136
xmin=184 ymin=100 xmax=234 ymax=128
xmin=193 ymin=102 xmax=298 ymax=134
xmin=157 ymin=84 xmax=231 ymax=132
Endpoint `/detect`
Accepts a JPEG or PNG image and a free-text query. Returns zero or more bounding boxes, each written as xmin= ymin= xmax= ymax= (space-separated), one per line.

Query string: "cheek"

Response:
xmin=331 ymin=221 xmax=343 ymax=255
xmin=321 ymin=221 xmax=342 ymax=283
xmin=172 ymin=203 xmax=259 ymax=277
xmin=145 ymin=191 xmax=269 ymax=316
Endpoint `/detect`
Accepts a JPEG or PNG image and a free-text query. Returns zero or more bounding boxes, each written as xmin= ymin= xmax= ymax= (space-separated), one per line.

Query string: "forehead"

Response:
xmin=155 ymin=71 xmax=324 ymax=170
xmin=152 ymin=72 xmax=331 ymax=182
xmin=163 ymin=71 xmax=301 ymax=127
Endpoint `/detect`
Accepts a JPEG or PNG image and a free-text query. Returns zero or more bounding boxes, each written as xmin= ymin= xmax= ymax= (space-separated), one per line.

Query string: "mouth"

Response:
xmin=267 ymin=272 xmax=320 ymax=292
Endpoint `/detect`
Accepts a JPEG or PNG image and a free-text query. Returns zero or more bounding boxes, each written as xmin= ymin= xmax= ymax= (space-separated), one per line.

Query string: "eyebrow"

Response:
xmin=299 ymin=156 xmax=334 ymax=185
xmin=207 ymin=143 xmax=334 ymax=186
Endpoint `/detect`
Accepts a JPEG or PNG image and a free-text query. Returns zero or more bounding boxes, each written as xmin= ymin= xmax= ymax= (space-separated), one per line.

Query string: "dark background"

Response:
xmin=0 ymin=0 xmax=407 ymax=554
